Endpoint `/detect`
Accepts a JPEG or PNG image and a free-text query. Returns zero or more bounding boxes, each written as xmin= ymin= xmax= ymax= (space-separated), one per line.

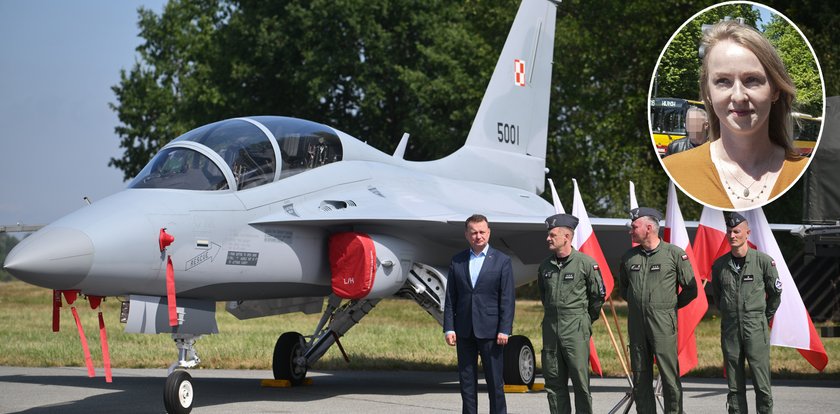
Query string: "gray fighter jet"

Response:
xmin=5 ymin=0 xmax=564 ymax=412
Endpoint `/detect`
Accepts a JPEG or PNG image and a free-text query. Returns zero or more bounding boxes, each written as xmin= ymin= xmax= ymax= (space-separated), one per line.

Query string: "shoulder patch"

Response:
xmin=771 ymin=260 xmax=776 ymax=267
xmin=681 ymin=254 xmax=688 ymax=261
xmin=775 ymin=279 xmax=782 ymax=290
xmin=593 ymin=264 xmax=599 ymax=271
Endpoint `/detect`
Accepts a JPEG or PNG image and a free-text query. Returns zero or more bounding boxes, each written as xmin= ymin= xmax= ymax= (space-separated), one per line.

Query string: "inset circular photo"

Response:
xmin=649 ymin=1 xmax=825 ymax=211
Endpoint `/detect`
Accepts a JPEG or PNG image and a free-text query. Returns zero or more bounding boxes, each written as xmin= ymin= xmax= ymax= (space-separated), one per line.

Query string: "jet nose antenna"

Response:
xmin=3 ymin=227 xmax=94 ymax=289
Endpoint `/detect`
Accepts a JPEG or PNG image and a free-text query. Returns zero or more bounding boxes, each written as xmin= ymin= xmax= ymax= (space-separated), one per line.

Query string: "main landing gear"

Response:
xmin=273 ymin=331 xmax=307 ymax=385
xmin=503 ymin=335 xmax=536 ymax=387
xmin=271 ymin=295 xmax=380 ymax=383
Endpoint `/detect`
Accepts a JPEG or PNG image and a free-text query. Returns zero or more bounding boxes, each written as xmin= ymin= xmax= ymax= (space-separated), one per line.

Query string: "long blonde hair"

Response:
xmin=699 ymin=21 xmax=799 ymax=159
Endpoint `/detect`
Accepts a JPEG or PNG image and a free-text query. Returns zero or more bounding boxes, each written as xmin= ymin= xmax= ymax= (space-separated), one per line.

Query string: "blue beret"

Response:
xmin=725 ymin=212 xmax=747 ymax=228
xmin=546 ymin=213 xmax=579 ymax=230
xmin=629 ymin=207 xmax=662 ymax=222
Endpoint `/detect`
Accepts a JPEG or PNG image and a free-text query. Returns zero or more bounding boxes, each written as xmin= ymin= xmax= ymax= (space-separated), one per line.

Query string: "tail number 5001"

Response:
xmin=496 ymin=122 xmax=520 ymax=145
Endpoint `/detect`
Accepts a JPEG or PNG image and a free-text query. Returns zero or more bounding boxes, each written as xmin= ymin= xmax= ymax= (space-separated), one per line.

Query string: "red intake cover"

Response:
xmin=329 ymin=232 xmax=377 ymax=299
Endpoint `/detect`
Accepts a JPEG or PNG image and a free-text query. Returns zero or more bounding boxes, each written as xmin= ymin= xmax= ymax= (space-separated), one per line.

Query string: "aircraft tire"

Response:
xmin=503 ymin=335 xmax=535 ymax=387
xmin=273 ymin=331 xmax=307 ymax=385
xmin=163 ymin=369 xmax=194 ymax=414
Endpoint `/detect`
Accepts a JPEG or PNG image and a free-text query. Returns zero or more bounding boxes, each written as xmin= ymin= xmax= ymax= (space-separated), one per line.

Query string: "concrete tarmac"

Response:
xmin=0 ymin=366 xmax=838 ymax=413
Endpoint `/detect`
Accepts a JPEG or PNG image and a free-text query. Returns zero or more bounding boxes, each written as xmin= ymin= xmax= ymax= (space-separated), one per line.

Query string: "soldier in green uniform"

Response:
xmin=711 ymin=212 xmax=782 ymax=414
xmin=619 ymin=207 xmax=697 ymax=414
xmin=538 ymin=213 xmax=606 ymax=414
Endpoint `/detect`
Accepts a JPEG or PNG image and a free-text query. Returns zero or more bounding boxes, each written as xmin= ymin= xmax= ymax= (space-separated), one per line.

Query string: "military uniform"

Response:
xmin=619 ymin=240 xmax=696 ymax=414
xmin=712 ymin=248 xmax=781 ymax=414
xmin=538 ymin=248 xmax=605 ymax=414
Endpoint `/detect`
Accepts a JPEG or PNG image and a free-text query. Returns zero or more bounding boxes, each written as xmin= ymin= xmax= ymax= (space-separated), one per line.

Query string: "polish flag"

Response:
xmin=692 ymin=206 xmax=729 ymax=281
xmin=741 ymin=208 xmax=828 ymax=372
xmin=571 ymin=179 xmax=611 ymax=376
xmin=663 ymin=182 xmax=708 ymax=376
xmin=572 ymin=179 xmax=615 ymax=296
xmin=546 ymin=178 xmax=604 ymax=376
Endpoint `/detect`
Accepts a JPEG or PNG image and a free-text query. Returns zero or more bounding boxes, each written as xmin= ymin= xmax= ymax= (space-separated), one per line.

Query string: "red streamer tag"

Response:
xmin=88 ymin=296 xmax=112 ymax=383
xmin=98 ymin=312 xmax=112 ymax=383
xmin=166 ymin=256 xmax=178 ymax=327
xmin=71 ymin=306 xmax=95 ymax=378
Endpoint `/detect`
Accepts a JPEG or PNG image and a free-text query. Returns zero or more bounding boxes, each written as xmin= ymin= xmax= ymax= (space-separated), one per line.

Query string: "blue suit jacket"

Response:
xmin=443 ymin=246 xmax=515 ymax=339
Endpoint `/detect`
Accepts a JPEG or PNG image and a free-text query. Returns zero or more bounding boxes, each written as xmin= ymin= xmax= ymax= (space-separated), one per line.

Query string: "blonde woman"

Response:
xmin=663 ymin=21 xmax=807 ymax=209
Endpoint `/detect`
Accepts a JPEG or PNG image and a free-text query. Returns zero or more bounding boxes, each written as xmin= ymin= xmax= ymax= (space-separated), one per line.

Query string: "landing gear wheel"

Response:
xmin=273 ymin=331 xmax=307 ymax=385
xmin=503 ymin=335 xmax=535 ymax=387
xmin=163 ymin=370 xmax=194 ymax=414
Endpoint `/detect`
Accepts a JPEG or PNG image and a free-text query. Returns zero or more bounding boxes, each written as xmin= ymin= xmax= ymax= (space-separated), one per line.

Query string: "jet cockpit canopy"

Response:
xmin=129 ymin=117 xmax=343 ymax=191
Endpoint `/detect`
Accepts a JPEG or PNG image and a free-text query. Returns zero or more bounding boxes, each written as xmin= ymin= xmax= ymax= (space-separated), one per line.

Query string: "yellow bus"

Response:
xmin=791 ymin=112 xmax=822 ymax=157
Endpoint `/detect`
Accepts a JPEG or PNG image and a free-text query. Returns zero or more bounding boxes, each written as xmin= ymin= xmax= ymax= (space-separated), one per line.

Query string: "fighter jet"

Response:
xmin=5 ymin=0 xmax=562 ymax=412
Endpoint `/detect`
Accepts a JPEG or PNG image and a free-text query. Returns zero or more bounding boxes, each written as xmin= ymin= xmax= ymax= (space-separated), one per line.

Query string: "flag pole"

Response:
xmin=607 ymin=297 xmax=630 ymax=367
xmin=601 ymin=307 xmax=632 ymax=385
xmin=603 ymin=306 xmax=635 ymax=414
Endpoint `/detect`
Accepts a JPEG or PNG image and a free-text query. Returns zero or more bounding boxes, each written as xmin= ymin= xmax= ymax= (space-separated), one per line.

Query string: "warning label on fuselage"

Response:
xmin=226 ymin=251 xmax=259 ymax=266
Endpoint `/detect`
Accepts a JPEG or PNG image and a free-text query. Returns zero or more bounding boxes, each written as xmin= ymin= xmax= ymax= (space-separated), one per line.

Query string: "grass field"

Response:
xmin=0 ymin=281 xmax=836 ymax=379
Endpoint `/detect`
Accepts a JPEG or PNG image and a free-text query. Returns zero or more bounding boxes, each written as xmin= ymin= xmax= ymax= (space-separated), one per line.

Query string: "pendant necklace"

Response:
xmin=721 ymin=151 xmax=772 ymax=203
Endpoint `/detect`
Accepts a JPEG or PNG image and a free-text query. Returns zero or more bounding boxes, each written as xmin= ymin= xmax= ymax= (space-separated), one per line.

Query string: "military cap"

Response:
xmin=629 ymin=207 xmax=662 ymax=222
xmin=725 ymin=212 xmax=747 ymax=228
xmin=546 ymin=213 xmax=579 ymax=230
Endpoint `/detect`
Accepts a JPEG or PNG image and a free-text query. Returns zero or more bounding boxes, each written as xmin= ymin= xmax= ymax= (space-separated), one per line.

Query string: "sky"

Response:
xmin=0 ymin=0 xmax=166 ymax=229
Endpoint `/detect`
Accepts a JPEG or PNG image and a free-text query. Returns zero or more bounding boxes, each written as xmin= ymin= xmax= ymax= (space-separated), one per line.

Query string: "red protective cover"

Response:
xmin=329 ymin=232 xmax=377 ymax=299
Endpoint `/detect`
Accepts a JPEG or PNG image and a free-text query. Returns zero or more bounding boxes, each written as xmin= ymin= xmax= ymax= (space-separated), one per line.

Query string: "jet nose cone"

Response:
xmin=3 ymin=227 xmax=94 ymax=289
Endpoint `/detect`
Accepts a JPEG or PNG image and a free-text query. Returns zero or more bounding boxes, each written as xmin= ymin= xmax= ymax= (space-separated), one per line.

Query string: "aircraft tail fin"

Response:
xmin=420 ymin=0 xmax=556 ymax=194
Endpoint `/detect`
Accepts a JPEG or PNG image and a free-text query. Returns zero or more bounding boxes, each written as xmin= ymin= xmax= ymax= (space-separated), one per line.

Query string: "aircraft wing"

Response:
xmin=249 ymin=208 xmax=551 ymax=232
xmin=250 ymin=206 xmax=555 ymax=265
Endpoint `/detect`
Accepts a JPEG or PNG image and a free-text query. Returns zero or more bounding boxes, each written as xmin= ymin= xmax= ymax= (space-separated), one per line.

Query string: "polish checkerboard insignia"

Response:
xmin=514 ymin=59 xmax=526 ymax=86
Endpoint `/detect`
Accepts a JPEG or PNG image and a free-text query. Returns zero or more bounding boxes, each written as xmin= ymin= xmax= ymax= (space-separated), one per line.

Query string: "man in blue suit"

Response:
xmin=444 ymin=214 xmax=516 ymax=414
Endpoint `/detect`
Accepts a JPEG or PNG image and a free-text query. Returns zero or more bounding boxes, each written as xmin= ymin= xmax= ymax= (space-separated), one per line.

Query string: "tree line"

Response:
xmin=110 ymin=0 xmax=839 ymax=222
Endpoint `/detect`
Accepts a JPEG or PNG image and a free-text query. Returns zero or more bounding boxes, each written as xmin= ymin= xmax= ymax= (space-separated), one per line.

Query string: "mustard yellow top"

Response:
xmin=662 ymin=142 xmax=808 ymax=209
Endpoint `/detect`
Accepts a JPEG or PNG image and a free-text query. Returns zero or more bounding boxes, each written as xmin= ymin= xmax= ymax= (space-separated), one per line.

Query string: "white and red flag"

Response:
xmin=629 ymin=181 xmax=639 ymax=247
xmin=741 ymin=208 xmax=828 ymax=372
xmin=572 ymin=179 xmax=615 ymax=296
xmin=571 ymin=178 xmax=612 ymax=376
xmin=663 ymin=182 xmax=708 ymax=376
xmin=692 ymin=206 xmax=729 ymax=282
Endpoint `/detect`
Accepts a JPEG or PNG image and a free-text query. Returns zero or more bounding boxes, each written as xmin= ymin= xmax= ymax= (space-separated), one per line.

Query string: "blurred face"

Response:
xmin=686 ymin=110 xmax=707 ymax=135
xmin=727 ymin=222 xmax=751 ymax=249
xmin=629 ymin=218 xmax=650 ymax=244
xmin=546 ymin=227 xmax=571 ymax=254
xmin=465 ymin=220 xmax=490 ymax=253
xmin=706 ymin=40 xmax=779 ymax=138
